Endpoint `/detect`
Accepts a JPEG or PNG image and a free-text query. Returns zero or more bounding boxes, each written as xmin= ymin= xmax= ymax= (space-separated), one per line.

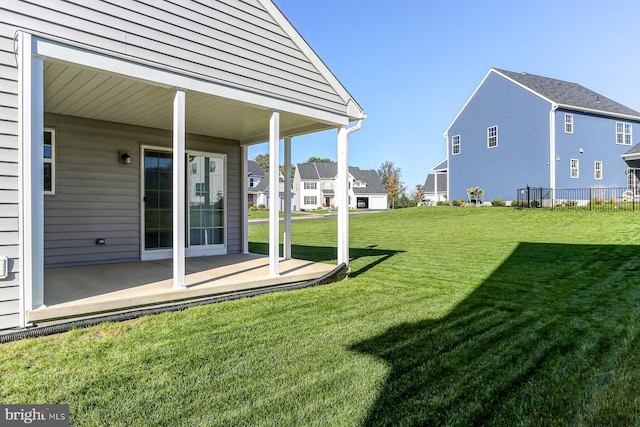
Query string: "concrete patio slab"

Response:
xmin=29 ymin=254 xmax=335 ymax=323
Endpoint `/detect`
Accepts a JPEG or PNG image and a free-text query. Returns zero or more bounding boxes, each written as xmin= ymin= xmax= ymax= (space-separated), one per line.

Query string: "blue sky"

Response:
xmin=250 ymin=0 xmax=640 ymax=191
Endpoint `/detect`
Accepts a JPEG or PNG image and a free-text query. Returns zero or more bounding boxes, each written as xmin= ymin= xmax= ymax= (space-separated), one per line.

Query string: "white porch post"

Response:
xmin=19 ymin=32 xmax=45 ymax=326
xmin=172 ymin=89 xmax=186 ymax=289
xmin=269 ymin=111 xmax=280 ymax=276
xmin=241 ymin=145 xmax=249 ymax=254
xmin=283 ymin=137 xmax=292 ymax=260
xmin=337 ymin=126 xmax=349 ymax=265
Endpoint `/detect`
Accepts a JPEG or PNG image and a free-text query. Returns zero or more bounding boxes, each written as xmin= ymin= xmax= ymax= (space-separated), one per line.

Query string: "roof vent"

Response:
xmin=596 ymin=95 xmax=600 ymax=103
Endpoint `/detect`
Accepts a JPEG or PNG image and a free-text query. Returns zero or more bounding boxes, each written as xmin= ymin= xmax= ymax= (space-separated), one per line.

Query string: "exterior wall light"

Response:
xmin=119 ymin=151 xmax=132 ymax=164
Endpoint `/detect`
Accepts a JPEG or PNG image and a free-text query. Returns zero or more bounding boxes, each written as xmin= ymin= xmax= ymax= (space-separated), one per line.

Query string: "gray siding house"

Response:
xmin=445 ymin=68 xmax=640 ymax=201
xmin=0 ymin=1 xmax=365 ymax=329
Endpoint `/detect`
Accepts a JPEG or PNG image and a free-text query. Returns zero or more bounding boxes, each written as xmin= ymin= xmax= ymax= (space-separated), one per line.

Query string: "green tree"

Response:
xmin=378 ymin=161 xmax=405 ymax=209
xmin=255 ymin=153 xmax=270 ymax=172
xmin=306 ymin=157 xmax=334 ymax=163
xmin=253 ymin=154 xmax=295 ymax=182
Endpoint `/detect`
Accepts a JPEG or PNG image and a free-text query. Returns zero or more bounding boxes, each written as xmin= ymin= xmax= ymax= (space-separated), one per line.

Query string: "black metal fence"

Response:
xmin=516 ymin=186 xmax=639 ymax=211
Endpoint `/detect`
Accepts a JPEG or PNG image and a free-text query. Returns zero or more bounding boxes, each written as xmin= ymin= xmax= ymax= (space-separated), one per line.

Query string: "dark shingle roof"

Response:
xmin=296 ymin=163 xmax=320 ymax=180
xmin=297 ymin=162 xmax=386 ymax=195
xmin=495 ymin=68 xmax=640 ymax=118
xmin=623 ymin=143 xmax=640 ymax=157
xmin=351 ymin=168 xmax=386 ymax=194
xmin=248 ymin=160 xmax=265 ymax=177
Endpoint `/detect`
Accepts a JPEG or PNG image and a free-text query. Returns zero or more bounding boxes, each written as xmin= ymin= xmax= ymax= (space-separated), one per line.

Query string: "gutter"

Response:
xmin=557 ymin=104 xmax=640 ymax=122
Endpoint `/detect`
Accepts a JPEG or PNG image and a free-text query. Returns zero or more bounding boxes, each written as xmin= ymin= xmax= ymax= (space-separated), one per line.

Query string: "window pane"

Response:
xmin=44 ymin=163 xmax=52 ymax=192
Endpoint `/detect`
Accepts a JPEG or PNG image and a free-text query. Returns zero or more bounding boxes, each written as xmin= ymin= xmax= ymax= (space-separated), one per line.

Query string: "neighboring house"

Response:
xmin=294 ymin=163 xmax=387 ymax=210
xmin=423 ymin=159 xmax=447 ymax=204
xmin=445 ymin=68 xmax=640 ymax=201
xmin=247 ymin=160 xmax=266 ymax=207
xmin=252 ymin=172 xmax=293 ymax=211
xmin=0 ymin=1 xmax=365 ymax=329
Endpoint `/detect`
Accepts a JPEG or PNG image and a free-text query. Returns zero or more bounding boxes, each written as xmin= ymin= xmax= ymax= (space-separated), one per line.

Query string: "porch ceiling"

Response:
xmin=43 ymin=60 xmax=337 ymax=144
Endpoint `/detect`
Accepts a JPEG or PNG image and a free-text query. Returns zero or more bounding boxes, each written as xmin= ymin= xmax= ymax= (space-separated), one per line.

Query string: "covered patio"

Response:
xmin=7 ymin=0 xmax=365 ymax=330
xmin=30 ymin=254 xmax=336 ymax=323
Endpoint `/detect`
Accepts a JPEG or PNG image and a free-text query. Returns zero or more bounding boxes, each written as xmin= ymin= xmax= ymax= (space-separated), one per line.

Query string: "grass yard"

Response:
xmin=3 ymin=207 xmax=640 ymax=426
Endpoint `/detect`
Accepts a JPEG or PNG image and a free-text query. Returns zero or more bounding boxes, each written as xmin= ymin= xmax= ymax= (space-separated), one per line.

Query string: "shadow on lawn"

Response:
xmin=351 ymin=242 xmax=640 ymax=426
xmin=248 ymin=242 xmax=403 ymax=277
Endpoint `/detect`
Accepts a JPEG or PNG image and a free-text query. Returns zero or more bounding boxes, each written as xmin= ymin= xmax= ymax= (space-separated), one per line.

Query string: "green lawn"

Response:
xmin=3 ymin=207 xmax=640 ymax=426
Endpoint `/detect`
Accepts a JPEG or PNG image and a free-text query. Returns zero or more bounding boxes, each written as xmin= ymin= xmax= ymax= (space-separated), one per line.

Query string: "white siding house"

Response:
xmin=294 ymin=163 xmax=387 ymax=210
xmin=0 ymin=0 xmax=365 ymax=329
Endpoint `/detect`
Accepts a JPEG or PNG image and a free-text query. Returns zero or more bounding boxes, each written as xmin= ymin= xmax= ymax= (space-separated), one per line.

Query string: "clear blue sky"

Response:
xmin=249 ymin=0 xmax=640 ymax=191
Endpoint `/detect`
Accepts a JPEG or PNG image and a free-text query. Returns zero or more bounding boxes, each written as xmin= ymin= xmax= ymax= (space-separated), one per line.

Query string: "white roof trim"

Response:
xmin=258 ymin=0 xmax=365 ymax=120
xmin=444 ymin=69 xmax=494 ymax=135
xmin=491 ymin=68 xmax=555 ymax=105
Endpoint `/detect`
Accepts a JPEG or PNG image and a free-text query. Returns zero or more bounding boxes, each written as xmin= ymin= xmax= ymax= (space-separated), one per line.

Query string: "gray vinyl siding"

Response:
xmin=0 ymin=23 xmax=20 ymax=327
xmin=0 ymin=0 xmax=346 ymax=114
xmin=44 ymin=113 xmax=241 ymax=267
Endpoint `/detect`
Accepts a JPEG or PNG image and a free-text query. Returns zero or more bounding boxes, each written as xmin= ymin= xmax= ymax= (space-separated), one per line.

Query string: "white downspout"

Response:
xmin=549 ymin=103 xmax=558 ymax=201
xmin=337 ymin=115 xmax=365 ymax=266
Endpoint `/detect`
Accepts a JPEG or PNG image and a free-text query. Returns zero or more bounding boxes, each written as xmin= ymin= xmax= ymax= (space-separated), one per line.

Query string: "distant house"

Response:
xmin=294 ymin=163 xmax=387 ymax=210
xmin=247 ymin=160 xmax=293 ymax=209
xmin=1 ymin=1 xmax=365 ymax=329
xmin=445 ymin=68 xmax=640 ymax=201
xmin=423 ymin=159 xmax=447 ymax=204
xmin=247 ymin=160 xmax=266 ymax=207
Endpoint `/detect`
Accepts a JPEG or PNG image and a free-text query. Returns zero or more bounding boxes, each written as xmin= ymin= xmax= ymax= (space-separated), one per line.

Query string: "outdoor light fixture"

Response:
xmin=119 ymin=151 xmax=132 ymax=164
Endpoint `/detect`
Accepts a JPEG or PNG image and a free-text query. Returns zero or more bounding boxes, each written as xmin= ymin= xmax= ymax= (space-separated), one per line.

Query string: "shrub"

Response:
xmin=437 ymin=201 xmax=449 ymax=206
xmin=491 ymin=198 xmax=506 ymax=207
xmin=511 ymin=200 xmax=520 ymax=208
xmin=530 ymin=200 xmax=540 ymax=208
xmin=451 ymin=199 xmax=465 ymax=207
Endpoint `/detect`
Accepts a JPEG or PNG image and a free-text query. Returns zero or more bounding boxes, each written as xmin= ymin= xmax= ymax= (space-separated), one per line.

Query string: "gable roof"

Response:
xmin=351 ymin=168 xmax=386 ymax=194
xmin=431 ymin=159 xmax=447 ymax=172
xmin=447 ymin=68 xmax=640 ymax=135
xmin=296 ymin=162 xmax=386 ymax=194
xmin=248 ymin=160 xmax=266 ymax=177
xmin=494 ymin=68 xmax=640 ymax=119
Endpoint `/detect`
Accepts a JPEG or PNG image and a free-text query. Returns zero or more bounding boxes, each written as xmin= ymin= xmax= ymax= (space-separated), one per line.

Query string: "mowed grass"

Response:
xmin=3 ymin=207 xmax=640 ymax=426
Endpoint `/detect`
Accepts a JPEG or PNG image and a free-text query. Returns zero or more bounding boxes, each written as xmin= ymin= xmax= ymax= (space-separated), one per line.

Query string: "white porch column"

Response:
xmin=172 ymin=89 xmax=186 ymax=289
xmin=241 ymin=145 xmax=249 ymax=254
xmin=283 ymin=137 xmax=292 ymax=260
xmin=337 ymin=126 xmax=349 ymax=265
xmin=269 ymin=111 xmax=280 ymax=276
xmin=19 ymin=32 xmax=45 ymax=326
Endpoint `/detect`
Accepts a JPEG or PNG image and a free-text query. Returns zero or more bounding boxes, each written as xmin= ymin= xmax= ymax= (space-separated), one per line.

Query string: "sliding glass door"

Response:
xmin=143 ymin=148 xmax=225 ymax=258
xmin=144 ymin=150 xmax=173 ymax=250
xmin=188 ymin=154 xmax=225 ymax=247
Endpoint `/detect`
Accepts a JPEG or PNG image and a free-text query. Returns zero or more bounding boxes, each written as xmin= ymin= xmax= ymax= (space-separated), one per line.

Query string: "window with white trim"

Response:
xmin=570 ymin=158 xmax=579 ymax=178
xmin=616 ymin=122 xmax=632 ymax=145
xmin=594 ymin=161 xmax=602 ymax=180
xmin=304 ymin=196 xmax=317 ymax=205
xmin=303 ymin=181 xmax=317 ymax=190
xmin=44 ymin=128 xmax=55 ymax=194
xmin=565 ymin=114 xmax=573 ymax=133
xmin=487 ymin=126 xmax=498 ymax=148
xmin=451 ymin=135 xmax=461 ymax=155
